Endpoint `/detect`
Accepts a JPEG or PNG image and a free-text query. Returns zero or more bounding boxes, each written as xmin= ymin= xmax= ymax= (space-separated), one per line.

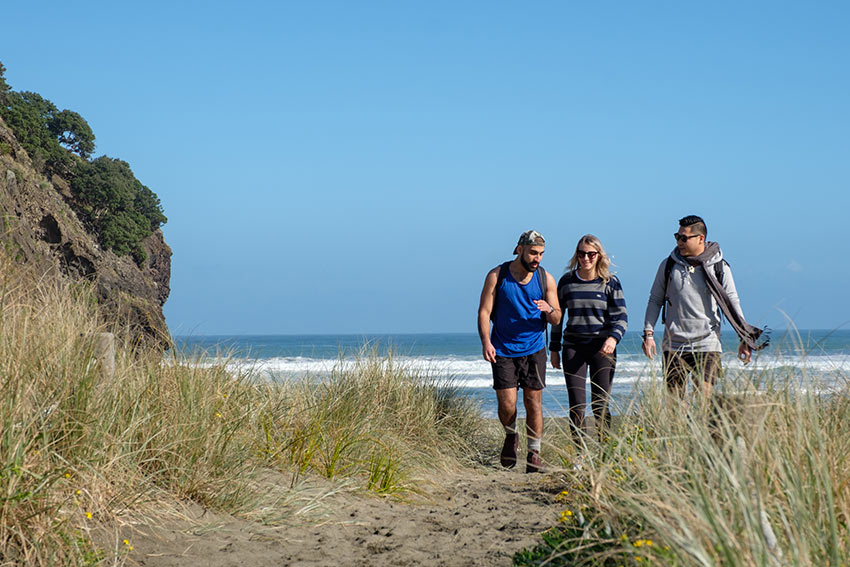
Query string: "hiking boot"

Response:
xmin=526 ymin=450 xmax=543 ymax=473
xmin=500 ymin=433 xmax=519 ymax=468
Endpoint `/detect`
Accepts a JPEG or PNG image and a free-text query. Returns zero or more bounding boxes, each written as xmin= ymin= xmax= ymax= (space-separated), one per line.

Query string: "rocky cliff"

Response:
xmin=0 ymin=116 xmax=171 ymax=347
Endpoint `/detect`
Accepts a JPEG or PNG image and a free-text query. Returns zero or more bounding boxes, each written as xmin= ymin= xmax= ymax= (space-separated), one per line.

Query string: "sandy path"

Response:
xmin=127 ymin=466 xmax=564 ymax=567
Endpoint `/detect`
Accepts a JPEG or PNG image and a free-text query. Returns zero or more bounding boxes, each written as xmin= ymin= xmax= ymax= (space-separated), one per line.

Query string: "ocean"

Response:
xmin=171 ymin=330 xmax=850 ymax=418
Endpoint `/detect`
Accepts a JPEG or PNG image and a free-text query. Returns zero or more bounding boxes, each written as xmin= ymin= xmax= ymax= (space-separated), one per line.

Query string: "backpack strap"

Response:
xmin=537 ymin=265 xmax=548 ymax=304
xmin=715 ymin=260 xmax=727 ymax=283
xmin=490 ymin=262 xmax=512 ymax=322
xmin=661 ymin=258 xmax=675 ymax=324
xmin=537 ymin=266 xmax=550 ymax=348
xmin=496 ymin=261 xmax=511 ymax=289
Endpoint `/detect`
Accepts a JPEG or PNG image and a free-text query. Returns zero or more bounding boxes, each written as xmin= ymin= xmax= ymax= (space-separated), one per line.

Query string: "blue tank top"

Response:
xmin=491 ymin=269 xmax=546 ymax=357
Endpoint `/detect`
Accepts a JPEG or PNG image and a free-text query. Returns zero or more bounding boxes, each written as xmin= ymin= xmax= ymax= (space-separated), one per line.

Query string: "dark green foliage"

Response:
xmin=0 ymin=92 xmax=96 ymax=165
xmin=49 ymin=109 xmax=95 ymax=159
xmin=0 ymin=62 xmax=9 ymax=104
xmin=72 ymin=157 xmax=167 ymax=260
xmin=0 ymin=91 xmax=75 ymax=175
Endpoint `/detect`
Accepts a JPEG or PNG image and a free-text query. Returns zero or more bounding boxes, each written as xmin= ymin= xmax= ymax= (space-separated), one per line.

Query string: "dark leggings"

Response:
xmin=563 ymin=339 xmax=616 ymax=444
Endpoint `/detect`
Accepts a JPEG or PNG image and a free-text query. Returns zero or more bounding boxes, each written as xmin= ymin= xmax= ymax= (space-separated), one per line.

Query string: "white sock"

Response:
xmin=504 ymin=420 xmax=517 ymax=435
xmin=528 ymin=437 xmax=541 ymax=452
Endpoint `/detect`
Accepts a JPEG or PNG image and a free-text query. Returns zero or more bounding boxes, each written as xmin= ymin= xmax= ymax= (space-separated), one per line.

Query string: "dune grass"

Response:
xmin=0 ymin=253 xmax=487 ymax=565
xmin=517 ymin=356 xmax=850 ymax=566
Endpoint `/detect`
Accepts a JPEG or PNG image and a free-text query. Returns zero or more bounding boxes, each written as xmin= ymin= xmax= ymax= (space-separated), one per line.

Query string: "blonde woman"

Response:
xmin=550 ymin=235 xmax=627 ymax=445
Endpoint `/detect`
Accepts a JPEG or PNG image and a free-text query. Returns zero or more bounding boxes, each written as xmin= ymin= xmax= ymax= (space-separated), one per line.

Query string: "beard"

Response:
xmin=520 ymin=257 xmax=538 ymax=271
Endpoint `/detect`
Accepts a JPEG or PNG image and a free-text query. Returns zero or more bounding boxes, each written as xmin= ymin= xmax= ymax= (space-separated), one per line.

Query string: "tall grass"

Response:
xmin=261 ymin=351 xmax=487 ymax=492
xmin=518 ymin=359 xmax=850 ymax=567
xmin=0 ymin=253 xmax=486 ymax=565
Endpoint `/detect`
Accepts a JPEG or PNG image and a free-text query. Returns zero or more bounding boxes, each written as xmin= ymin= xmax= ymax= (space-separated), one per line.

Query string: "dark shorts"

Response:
xmin=663 ymin=351 xmax=722 ymax=390
xmin=492 ymin=348 xmax=547 ymax=391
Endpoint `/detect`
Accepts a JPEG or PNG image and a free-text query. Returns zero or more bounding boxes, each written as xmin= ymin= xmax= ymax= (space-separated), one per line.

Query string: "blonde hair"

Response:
xmin=567 ymin=234 xmax=612 ymax=284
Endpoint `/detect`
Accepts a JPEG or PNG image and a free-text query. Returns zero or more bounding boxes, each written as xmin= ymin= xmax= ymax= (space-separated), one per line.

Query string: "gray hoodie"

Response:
xmin=643 ymin=245 xmax=745 ymax=352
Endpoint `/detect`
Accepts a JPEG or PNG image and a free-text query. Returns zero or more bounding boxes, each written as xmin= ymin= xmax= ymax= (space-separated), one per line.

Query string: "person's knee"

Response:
xmin=521 ymin=396 xmax=541 ymax=415
xmin=497 ymin=402 xmax=517 ymax=422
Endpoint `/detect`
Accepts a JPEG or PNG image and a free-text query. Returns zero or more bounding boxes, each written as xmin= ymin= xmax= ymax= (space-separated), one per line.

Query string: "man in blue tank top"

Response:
xmin=477 ymin=230 xmax=561 ymax=472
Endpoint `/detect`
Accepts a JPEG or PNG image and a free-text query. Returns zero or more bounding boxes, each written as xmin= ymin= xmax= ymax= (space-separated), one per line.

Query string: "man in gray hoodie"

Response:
xmin=642 ymin=215 xmax=758 ymax=394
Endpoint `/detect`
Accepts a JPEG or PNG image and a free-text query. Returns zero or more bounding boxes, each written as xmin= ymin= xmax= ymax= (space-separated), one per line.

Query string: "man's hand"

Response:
xmin=642 ymin=336 xmax=656 ymax=359
xmin=600 ymin=337 xmax=617 ymax=356
xmin=533 ymin=299 xmax=553 ymax=313
xmin=738 ymin=342 xmax=752 ymax=364
xmin=482 ymin=342 xmax=497 ymax=364
xmin=550 ymin=351 xmax=561 ymax=369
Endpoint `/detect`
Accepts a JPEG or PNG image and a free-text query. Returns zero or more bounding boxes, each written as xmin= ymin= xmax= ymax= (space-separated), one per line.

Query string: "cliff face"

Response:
xmin=0 ymin=117 xmax=171 ymax=347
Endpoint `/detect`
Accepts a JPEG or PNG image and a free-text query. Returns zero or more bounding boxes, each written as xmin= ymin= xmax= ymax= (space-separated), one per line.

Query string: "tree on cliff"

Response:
xmin=0 ymin=61 xmax=95 ymax=168
xmin=49 ymin=109 xmax=95 ymax=159
xmin=71 ymin=156 xmax=167 ymax=261
xmin=0 ymin=62 xmax=9 ymax=104
xmin=0 ymin=91 xmax=96 ymax=173
xmin=1 ymin=91 xmax=75 ymax=174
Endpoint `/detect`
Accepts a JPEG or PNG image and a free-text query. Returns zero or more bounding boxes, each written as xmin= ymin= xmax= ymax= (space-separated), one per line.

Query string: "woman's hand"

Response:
xmin=600 ymin=337 xmax=617 ymax=355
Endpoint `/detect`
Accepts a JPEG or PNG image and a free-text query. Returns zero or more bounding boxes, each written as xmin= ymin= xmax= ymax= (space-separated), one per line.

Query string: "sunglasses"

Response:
xmin=673 ymin=233 xmax=701 ymax=242
xmin=577 ymin=250 xmax=598 ymax=259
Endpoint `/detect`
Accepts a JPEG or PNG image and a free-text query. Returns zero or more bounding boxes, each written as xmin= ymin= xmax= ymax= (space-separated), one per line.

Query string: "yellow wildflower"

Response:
xmin=558 ymin=510 xmax=573 ymax=522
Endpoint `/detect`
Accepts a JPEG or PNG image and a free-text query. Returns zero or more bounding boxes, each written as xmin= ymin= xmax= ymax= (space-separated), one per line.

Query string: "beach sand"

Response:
xmin=122 ymin=462 xmax=565 ymax=567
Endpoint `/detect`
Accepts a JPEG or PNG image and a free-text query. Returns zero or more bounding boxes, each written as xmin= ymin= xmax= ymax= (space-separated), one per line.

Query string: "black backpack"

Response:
xmin=661 ymin=257 xmax=727 ymax=324
xmin=490 ymin=261 xmax=549 ymax=324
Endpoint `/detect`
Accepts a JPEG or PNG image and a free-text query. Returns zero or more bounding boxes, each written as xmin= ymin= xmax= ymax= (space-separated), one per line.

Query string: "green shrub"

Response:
xmin=71 ymin=156 xmax=166 ymax=261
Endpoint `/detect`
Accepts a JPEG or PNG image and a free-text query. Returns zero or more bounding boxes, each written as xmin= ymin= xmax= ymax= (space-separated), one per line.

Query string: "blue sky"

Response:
xmin=2 ymin=1 xmax=848 ymax=335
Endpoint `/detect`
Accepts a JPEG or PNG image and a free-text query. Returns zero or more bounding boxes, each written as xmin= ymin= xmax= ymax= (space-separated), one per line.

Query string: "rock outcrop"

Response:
xmin=0 ymin=116 xmax=171 ymax=347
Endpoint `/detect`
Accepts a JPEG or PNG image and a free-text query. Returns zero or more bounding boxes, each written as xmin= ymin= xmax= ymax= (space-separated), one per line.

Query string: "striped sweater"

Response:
xmin=549 ymin=272 xmax=628 ymax=350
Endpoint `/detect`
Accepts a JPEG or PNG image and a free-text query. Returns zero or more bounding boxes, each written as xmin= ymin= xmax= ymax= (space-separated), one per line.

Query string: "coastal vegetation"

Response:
xmin=0 ymin=251 xmax=485 ymax=565
xmin=0 ymin=61 xmax=165 ymax=263
xmin=517 ymin=365 xmax=850 ymax=566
